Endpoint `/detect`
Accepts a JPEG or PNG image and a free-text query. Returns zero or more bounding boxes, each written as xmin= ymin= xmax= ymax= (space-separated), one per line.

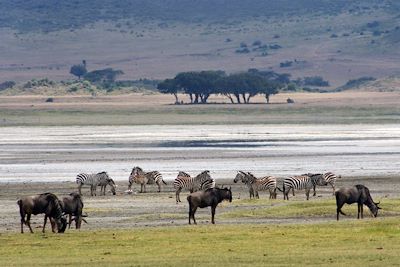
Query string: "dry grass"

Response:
xmin=0 ymin=92 xmax=399 ymax=126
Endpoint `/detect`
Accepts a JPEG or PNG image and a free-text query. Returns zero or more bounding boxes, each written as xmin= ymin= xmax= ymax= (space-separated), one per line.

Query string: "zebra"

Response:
xmin=280 ymin=174 xmax=325 ymax=200
xmin=76 ymin=172 xmax=116 ymax=196
xmin=128 ymin=167 xmax=167 ymax=193
xmin=304 ymin=172 xmax=340 ymax=196
xmin=234 ymin=171 xmax=277 ymax=199
xmin=173 ymin=170 xmax=215 ymax=203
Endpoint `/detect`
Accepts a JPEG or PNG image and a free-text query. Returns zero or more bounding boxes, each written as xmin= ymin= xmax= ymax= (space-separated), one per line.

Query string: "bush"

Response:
xmin=269 ymin=44 xmax=282 ymax=49
xmin=23 ymin=78 xmax=55 ymax=88
xmin=303 ymin=76 xmax=330 ymax=87
xmin=235 ymin=48 xmax=250 ymax=54
xmin=0 ymin=81 xmax=16 ymax=91
xmin=280 ymin=61 xmax=293 ymax=68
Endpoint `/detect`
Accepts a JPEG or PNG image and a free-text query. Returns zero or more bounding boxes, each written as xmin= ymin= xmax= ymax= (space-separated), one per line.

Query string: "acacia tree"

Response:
xmin=157 ymin=78 xmax=180 ymax=104
xmin=70 ymin=64 xmax=87 ymax=80
xmin=175 ymin=71 xmax=225 ymax=104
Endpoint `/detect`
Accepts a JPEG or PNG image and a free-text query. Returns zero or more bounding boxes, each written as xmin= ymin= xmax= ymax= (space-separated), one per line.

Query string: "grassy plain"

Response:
xmin=0 ymin=91 xmax=399 ymax=126
xmin=1 ymin=217 xmax=399 ymax=266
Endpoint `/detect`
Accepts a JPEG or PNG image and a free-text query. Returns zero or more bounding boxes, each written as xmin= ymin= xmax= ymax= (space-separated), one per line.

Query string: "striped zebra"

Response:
xmin=305 ymin=172 xmax=340 ymax=196
xmin=173 ymin=170 xmax=215 ymax=203
xmin=128 ymin=167 xmax=167 ymax=193
xmin=76 ymin=172 xmax=116 ymax=196
xmin=280 ymin=174 xmax=325 ymax=200
xmin=234 ymin=171 xmax=277 ymax=199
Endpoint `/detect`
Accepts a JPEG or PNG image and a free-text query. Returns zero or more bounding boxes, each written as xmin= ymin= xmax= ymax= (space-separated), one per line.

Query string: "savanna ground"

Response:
xmin=1 ymin=91 xmax=400 ymax=266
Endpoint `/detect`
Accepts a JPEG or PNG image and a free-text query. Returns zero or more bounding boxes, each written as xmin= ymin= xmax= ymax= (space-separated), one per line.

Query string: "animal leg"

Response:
xmin=176 ymin=188 xmax=182 ymax=203
xmin=20 ymin=215 xmax=25 ymax=234
xmin=43 ymin=215 xmax=48 ymax=233
xmin=313 ymin=185 xmax=316 ymax=196
xmin=78 ymin=184 xmax=82 ymax=196
xmin=292 ymin=188 xmax=295 ymax=196
xmin=192 ymin=207 xmax=197 ymax=224
xmin=26 ymin=214 xmax=33 ymax=233
xmin=306 ymin=189 xmax=310 ymax=200
xmin=211 ymin=206 xmax=216 ymax=224
xmin=188 ymin=201 xmax=192 ymax=224
xmin=331 ymin=184 xmax=335 ymax=196
xmin=157 ymin=181 xmax=161 ymax=193
xmin=68 ymin=214 xmax=73 ymax=229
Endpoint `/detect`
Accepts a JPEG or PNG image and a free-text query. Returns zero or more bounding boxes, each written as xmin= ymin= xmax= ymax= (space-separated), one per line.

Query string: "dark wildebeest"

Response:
xmin=187 ymin=187 xmax=232 ymax=225
xmin=335 ymin=184 xmax=381 ymax=221
xmin=60 ymin=192 xmax=85 ymax=229
xmin=48 ymin=192 xmax=87 ymax=231
xmin=17 ymin=192 xmax=67 ymax=233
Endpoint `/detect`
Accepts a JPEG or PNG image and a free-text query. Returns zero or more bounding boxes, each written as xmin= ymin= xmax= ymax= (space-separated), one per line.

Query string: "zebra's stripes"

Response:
xmin=173 ymin=170 xmax=215 ymax=203
xmin=234 ymin=171 xmax=277 ymax=199
xmin=128 ymin=167 xmax=167 ymax=193
xmin=281 ymin=174 xmax=324 ymax=200
xmin=76 ymin=172 xmax=113 ymax=196
xmin=305 ymin=172 xmax=340 ymax=196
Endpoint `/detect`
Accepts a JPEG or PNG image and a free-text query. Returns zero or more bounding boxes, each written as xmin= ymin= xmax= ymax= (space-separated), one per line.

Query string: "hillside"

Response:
xmin=0 ymin=0 xmax=400 ymax=87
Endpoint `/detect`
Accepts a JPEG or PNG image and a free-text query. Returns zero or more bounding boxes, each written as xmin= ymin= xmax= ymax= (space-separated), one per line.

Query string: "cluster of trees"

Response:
xmin=157 ymin=69 xmax=290 ymax=104
xmin=70 ymin=61 xmax=124 ymax=89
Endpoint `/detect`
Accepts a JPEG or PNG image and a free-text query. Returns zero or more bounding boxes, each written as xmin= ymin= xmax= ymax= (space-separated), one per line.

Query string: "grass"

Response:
xmin=225 ymin=198 xmax=400 ymax=219
xmin=1 ymin=103 xmax=400 ymax=126
xmin=3 ymin=199 xmax=400 ymax=266
xmin=1 ymin=218 xmax=400 ymax=266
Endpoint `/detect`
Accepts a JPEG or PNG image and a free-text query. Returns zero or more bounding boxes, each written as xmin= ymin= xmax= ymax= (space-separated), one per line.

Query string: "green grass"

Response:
xmin=1 ymin=218 xmax=400 ymax=266
xmin=226 ymin=198 xmax=400 ymax=219
xmin=1 ymin=105 xmax=399 ymax=126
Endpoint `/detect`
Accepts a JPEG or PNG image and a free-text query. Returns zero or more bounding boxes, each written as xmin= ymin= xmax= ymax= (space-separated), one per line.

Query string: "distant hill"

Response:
xmin=337 ymin=76 xmax=400 ymax=92
xmin=0 ymin=0 xmax=400 ymax=87
xmin=1 ymin=0 xmax=394 ymax=32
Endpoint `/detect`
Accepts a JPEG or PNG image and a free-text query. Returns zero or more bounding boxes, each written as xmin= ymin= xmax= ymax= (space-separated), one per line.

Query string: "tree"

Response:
xmin=157 ymin=79 xmax=180 ymax=104
xmin=174 ymin=71 xmax=225 ymax=104
xmin=70 ymin=64 xmax=87 ymax=80
xmin=83 ymin=68 xmax=124 ymax=84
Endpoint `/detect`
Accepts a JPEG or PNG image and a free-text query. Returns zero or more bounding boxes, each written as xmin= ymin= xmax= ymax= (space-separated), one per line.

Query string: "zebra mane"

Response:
xmin=97 ymin=171 xmax=107 ymax=175
xmin=246 ymin=172 xmax=257 ymax=179
xmin=178 ymin=171 xmax=190 ymax=177
xmin=133 ymin=166 xmax=143 ymax=171
xmin=196 ymin=170 xmax=211 ymax=178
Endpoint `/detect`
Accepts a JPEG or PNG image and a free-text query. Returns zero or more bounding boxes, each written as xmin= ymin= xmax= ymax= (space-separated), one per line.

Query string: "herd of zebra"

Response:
xmin=75 ymin=166 xmax=340 ymax=202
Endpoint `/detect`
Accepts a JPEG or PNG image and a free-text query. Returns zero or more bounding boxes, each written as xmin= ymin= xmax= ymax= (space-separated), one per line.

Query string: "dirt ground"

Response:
xmin=1 ymin=175 xmax=398 ymax=233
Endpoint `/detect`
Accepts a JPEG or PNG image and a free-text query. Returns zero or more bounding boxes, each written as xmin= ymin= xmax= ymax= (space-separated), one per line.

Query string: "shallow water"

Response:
xmin=0 ymin=124 xmax=399 ymax=182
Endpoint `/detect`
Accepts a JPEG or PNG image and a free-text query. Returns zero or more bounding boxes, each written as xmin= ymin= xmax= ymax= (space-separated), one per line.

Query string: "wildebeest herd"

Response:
xmin=17 ymin=167 xmax=382 ymax=233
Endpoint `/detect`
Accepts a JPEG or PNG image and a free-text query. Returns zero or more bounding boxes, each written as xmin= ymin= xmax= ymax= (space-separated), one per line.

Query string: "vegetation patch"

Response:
xmin=1 ymin=218 xmax=400 ymax=266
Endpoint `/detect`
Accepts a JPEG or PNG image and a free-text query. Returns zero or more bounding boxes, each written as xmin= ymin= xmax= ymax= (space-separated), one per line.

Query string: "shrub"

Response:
xmin=0 ymin=81 xmax=16 ymax=91
xmin=303 ymin=76 xmax=330 ymax=87
xmin=280 ymin=61 xmax=293 ymax=68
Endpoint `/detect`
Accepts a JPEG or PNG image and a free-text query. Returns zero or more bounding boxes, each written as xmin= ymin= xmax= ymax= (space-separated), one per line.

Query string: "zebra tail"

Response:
xmin=276 ymin=187 xmax=283 ymax=192
xmin=162 ymin=180 xmax=167 ymax=185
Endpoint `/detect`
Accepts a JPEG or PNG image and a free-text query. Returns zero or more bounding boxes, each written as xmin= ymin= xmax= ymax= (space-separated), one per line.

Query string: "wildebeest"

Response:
xmin=60 ymin=192 xmax=84 ymax=229
xmin=335 ymin=184 xmax=381 ymax=221
xmin=187 ymin=187 xmax=232 ymax=224
xmin=17 ymin=192 xmax=67 ymax=233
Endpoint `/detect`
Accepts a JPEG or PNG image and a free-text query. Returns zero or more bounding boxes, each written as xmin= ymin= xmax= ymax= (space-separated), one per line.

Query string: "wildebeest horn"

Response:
xmin=229 ymin=186 xmax=231 ymax=190
xmin=374 ymin=201 xmax=380 ymax=205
